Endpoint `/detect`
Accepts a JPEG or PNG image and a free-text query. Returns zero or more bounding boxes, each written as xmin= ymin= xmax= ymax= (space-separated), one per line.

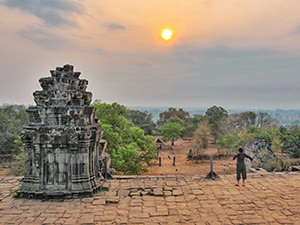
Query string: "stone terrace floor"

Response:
xmin=1 ymin=173 xmax=300 ymax=225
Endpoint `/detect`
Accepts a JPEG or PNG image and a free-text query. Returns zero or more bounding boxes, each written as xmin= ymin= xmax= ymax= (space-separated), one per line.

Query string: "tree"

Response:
xmin=256 ymin=112 xmax=280 ymax=130
xmin=216 ymin=131 xmax=240 ymax=154
xmin=230 ymin=111 xmax=257 ymax=130
xmin=205 ymin=106 xmax=228 ymax=141
xmin=183 ymin=114 xmax=205 ymax=137
xmin=193 ymin=121 xmax=211 ymax=157
xmin=93 ymin=100 xmax=127 ymax=126
xmin=92 ymin=100 xmax=157 ymax=174
xmin=229 ymin=111 xmax=279 ymax=131
xmin=0 ymin=105 xmax=28 ymax=154
xmin=125 ymin=109 xmax=156 ymax=135
xmin=159 ymin=107 xmax=189 ymax=124
xmin=279 ymin=127 xmax=300 ymax=158
xmin=168 ymin=116 xmax=184 ymax=127
xmin=161 ymin=122 xmax=183 ymax=146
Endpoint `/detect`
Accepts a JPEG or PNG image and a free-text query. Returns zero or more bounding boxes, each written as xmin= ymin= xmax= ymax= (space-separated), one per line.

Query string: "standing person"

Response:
xmin=231 ymin=148 xmax=258 ymax=186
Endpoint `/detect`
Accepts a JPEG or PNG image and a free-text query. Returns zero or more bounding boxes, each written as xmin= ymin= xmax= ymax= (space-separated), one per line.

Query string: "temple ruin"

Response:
xmin=18 ymin=64 xmax=111 ymax=198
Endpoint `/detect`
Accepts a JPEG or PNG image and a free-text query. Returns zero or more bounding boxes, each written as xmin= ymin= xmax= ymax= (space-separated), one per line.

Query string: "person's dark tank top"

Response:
xmin=233 ymin=152 xmax=253 ymax=165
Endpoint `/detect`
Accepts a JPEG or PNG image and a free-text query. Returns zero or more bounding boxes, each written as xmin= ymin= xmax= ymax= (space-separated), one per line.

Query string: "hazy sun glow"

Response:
xmin=161 ymin=29 xmax=173 ymax=40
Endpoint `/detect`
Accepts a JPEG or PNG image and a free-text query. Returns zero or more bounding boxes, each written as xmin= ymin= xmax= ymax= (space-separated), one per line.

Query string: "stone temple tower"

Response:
xmin=19 ymin=64 xmax=109 ymax=197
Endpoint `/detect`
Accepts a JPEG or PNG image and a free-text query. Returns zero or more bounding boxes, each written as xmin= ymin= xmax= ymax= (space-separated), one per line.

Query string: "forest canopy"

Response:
xmin=1 ymin=103 xmax=300 ymax=175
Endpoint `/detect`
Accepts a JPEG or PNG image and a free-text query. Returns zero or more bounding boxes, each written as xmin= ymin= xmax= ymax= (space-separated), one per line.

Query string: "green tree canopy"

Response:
xmin=125 ymin=109 xmax=156 ymax=135
xmin=160 ymin=122 xmax=183 ymax=146
xmin=167 ymin=116 xmax=184 ymax=127
xmin=183 ymin=114 xmax=205 ymax=137
xmin=205 ymin=105 xmax=228 ymax=140
xmin=93 ymin=100 xmax=127 ymax=126
xmin=279 ymin=127 xmax=300 ymax=158
xmin=92 ymin=100 xmax=157 ymax=174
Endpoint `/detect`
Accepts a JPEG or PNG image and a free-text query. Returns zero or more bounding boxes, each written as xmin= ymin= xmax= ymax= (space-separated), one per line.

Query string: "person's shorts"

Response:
xmin=236 ymin=163 xmax=247 ymax=180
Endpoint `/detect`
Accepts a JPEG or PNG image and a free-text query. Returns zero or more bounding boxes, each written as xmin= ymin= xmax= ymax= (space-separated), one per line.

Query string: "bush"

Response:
xmin=217 ymin=127 xmax=278 ymax=153
xmin=8 ymin=136 xmax=25 ymax=176
xmin=258 ymin=150 xmax=290 ymax=172
xmin=0 ymin=105 xmax=28 ymax=154
xmin=9 ymin=150 xmax=25 ymax=176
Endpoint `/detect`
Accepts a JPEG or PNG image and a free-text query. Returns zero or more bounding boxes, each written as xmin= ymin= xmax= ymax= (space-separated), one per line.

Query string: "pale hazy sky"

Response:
xmin=1 ymin=0 xmax=300 ymax=109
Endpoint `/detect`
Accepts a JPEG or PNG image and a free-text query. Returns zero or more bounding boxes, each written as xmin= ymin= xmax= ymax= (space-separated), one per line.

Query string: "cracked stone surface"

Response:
xmin=1 ymin=172 xmax=300 ymax=224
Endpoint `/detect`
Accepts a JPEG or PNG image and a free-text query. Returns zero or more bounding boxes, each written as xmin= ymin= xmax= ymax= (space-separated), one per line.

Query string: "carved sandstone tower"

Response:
xmin=19 ymin=64 xmax=108 ymax=197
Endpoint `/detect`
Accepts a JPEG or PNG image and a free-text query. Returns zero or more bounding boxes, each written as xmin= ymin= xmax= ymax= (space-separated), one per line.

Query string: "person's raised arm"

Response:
xmin=245 ymin=154 xmax=258 ymax=163
xmin=230 ymin=153 xmax=239 ymax=161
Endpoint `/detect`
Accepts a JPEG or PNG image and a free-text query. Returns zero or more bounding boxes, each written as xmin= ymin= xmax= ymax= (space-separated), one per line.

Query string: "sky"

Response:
xmin=0 ymin=0 xmax=300 ymax=109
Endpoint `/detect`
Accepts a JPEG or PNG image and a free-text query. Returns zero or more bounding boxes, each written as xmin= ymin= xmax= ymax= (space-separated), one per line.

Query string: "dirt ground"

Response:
xmin=0 ymin=168 xmax=10 ymax=176
xmin=142 ymin=138 xmax=236 ymax=176
xmin=0 ymin=138 xmax=236 ymax=177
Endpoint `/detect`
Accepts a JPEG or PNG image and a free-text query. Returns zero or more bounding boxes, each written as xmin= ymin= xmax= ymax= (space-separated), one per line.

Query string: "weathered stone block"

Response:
xmin=18 ymin=64 xmax=111 ymax=198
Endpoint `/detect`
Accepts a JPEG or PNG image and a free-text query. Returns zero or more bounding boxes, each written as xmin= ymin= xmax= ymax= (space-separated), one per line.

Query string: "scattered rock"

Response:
xmin=291 ymin=166 xmax=300 ymax=171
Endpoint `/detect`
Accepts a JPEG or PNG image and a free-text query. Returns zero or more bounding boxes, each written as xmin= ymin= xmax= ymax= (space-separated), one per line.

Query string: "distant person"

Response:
xmin=231 ymin=148 xmax=258 ymax=186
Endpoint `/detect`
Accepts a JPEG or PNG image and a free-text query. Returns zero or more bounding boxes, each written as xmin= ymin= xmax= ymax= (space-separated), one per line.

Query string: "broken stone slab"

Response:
xmin=164 ymin=187 xmax=173 ymax=191
xmin=164 ymin=191 xmax=172 ymax=196
xmin=144 ymin=188 xmax=152 ymax=193
xmin=172 ymin=188 xmax=183 ymax=196
xmin=118 ymin=189 xmax=130 ymax=197
xmin=129 ymin=191 xmax=141 ymax=197
xmin=191 ymin=189 xmax=204 ymax=195
xmin=81 ymin=198 xmax=94 ymax=203
xmin=291 ymin=166 xmax=300 ymax=172
xmin=101 ymin=183 xmax=110 ymax=191
xmin=151 ymin=187 xmax=164 ymax=196
xmin=141 ymin=191 xmax=149 ymax=196
xmin=114 ymin=175 xmax=138 ymax=180
xmin=105 ymin=197 xmax=119 ymax=204
xmin=249 ymin=168 xmax=269 ymax=173
xmin=149 ymin=211 xmax=169 ymax=217
xmin=291 ymin=166 xmax=300 ymax=171
xmin=105 ymin=191 xmax=117 ymax=197
xmin=92 ymin=199 xmax=106 ymax=205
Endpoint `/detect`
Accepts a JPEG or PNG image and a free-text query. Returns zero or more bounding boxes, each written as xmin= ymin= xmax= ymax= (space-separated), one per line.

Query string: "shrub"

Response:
xmin=8 ymin=136 xmax=25 ymax=176
xmin=258 ymin=150 xmax=290 ymax=172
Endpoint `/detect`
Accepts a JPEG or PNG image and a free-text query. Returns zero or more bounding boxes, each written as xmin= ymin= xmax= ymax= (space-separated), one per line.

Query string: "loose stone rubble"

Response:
xmin=18 ymin=64 xmax=111 ymax=198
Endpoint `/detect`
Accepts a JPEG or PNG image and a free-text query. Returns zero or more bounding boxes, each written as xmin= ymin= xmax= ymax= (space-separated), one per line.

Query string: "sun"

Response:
xmin=161 ymin=29 xmax=173 ymax=40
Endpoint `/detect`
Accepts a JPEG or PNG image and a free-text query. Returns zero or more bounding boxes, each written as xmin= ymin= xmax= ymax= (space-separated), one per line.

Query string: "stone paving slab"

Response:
xmin=1 ymin=173 xmax=300 ymax=224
